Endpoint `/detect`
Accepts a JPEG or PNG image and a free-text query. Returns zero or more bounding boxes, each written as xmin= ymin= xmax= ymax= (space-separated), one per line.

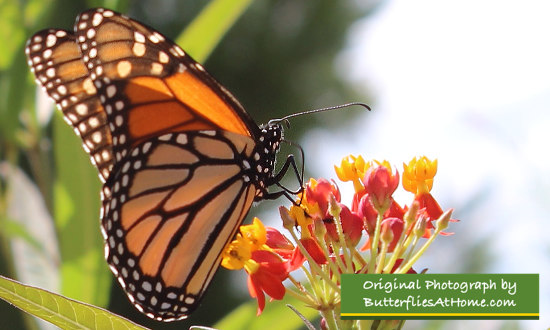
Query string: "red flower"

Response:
xmin=247 ymin=250 xmax=289 ymax=315
xmin=295 ymin=237 xmax=327 ymax=266
xmin=380 ymin=217 xmax=404 ymax=252
xmin=357 ymin=193 xmax=378 ymax=233
xmin=415 ymin=193 xmax=443 ymax=222
xmin=360 ymin=217 xmax=403 ymax=252
xmin=266 ymin=226 xmax=295 ymax=259
xmin=303 ymin=178 xmax=340 ymax=220
xmin=357 ymin=193 xmax=405 ymax=236
xmin=324 ymin=204 xmax=363 ymax=247
xmin=390 ymin=259 xmax=417 ymax=274
xmin=363 ymin=165 xmax=399 ymax=211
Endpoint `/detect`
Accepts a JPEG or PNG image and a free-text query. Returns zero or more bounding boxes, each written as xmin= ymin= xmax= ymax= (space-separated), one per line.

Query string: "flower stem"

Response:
xmin=290 ymin=230 xmax=340 ymax=292
xmin=285 ymin=287 xmax=316 ymax=305
xmin=397 ymin=228 xmax=441 ymax=273
xmin=320 ymin=309 xmax=339 ymax=330
xmin=368 ymin=212 xmax=384 ymax=273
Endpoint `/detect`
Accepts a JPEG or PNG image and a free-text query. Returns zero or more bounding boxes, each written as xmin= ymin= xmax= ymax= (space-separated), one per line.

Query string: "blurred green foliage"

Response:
xmin=0 ymin=0 xmax=373 ymax=329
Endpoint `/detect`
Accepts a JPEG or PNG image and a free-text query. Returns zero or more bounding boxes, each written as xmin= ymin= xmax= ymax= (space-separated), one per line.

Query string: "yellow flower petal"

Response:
xmin=221 ymin=234 xmax=252 ymax=270
xmin=402 ymin=156 xmax=438 ymax=194
xmin=240 ymin=217 xmax=267 ymax=250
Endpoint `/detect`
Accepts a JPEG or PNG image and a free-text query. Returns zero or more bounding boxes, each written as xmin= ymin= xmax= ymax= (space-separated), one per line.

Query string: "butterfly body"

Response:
xmin=26 ymin=8 xmax=294 ymax=321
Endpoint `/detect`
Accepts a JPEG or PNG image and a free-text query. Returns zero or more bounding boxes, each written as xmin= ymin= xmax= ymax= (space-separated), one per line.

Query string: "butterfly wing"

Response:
xmin=73 ymin=8 xmax=260 ymax=162
xmin=102 ymin=130 xmax=258 ymax=320
xmin=25 ymin=29 xmax=114 ymax=181
xmin=26 ymin=8 xmax=278 ymax=322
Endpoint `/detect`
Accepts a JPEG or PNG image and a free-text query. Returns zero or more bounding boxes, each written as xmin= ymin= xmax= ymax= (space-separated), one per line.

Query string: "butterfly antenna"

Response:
xmin=268 ymin=102 xmax=370 ymax=126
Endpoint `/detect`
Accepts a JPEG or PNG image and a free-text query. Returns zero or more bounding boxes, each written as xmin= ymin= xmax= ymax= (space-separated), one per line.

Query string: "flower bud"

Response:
xmin=413 ymin=215 xmax=427 ymax=238
xmin=363 ymin=165 xmax=399 ymax=212
xmin=279 ymin=206 xmax=295 ymax=230
xmin=436 ymin=208 xmax=453 ymax=232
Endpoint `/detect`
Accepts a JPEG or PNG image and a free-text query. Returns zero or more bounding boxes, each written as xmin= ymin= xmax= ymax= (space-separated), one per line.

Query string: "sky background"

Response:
xmin=300 ymin=0 xmax=549 ymax=328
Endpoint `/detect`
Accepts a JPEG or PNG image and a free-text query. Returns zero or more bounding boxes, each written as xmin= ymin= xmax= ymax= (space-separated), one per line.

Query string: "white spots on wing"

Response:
xmin=158 ymin=134 xmax=172 ymax=141
xmin=43 ymin=48 xmax=52 ymax=59
xmin=88 ymin=117 xmax=100 ymax=128
xmin=133 ymin=42 xmax=146 ymax=57
xmin=46 ymin=34 xmax=57 ymax=47
xmin=149 ymin=32 xmax=164 ymax=43
xmin=117 ymin=60 xmax=132 ymax=78
xmin=115 ymin=100 xmax=124 ymax=111
xmin=92 ymin=131 xmax=102 ymax=144
xmin=176 ymin=134 xmax=187 ymax=144
xmin=103 ymin=10 xmax=114 ymax=17
xmin=195 ymin=63 xmax=205 ymax=72
xmin=95 ymin=65 xmax=103 ymax=76
xmin=142 ymin=142 xmax=152 ymax=153
xmin=174 ymin=46 xmax=185 ymax=57
xmin=158 ymin=51 xmax=169 ymax=64
xmin=46 ymin=68 xmax=55 ymax=78
xmin=57 ymin=85 xmax=67 ymax=95
xmin=115 ymin=115 xmax=123 ymax=127
xmin=134 ymin=31 xmax=146 ymax=43
xmin=89 ymin=47 xmax=97 ymax=58
xmin=92 ymin=13 xmax=103 ymax=26
xmin=86 ymin=28 xmax=96 ymax=39
xmin=151 ymin=62 xmax=163 ymax=75
xmin=83 ymin=78 xmax=96 ymax=94
xmin=106 ymin=85 xmax=117 ymax=98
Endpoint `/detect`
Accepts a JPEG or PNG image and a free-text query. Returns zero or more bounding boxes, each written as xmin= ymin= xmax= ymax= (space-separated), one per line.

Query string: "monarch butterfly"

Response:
xmin=25 ymin=8 xmax=303 ymax=321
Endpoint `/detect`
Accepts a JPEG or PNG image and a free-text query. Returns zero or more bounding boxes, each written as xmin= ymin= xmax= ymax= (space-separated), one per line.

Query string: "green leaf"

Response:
xmin=53 ymin=114 xmax=111 ymax=308
xmin=213 ymin=294 xmax=319 ymax=330
xmin=176 ymin=0 xmax=254 ymax=62
xmin=0 ymin=275 xmax=149 ymax=330
xmin=1 ymin=162 xmax=60 ymax=292
xmin=0 ymin=0 xmax=25 ymax=69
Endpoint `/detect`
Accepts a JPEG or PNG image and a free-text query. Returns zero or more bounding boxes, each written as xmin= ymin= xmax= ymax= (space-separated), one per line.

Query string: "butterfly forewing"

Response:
xmin=73 ymin=8 xmax=258 ymax=164
xmin=25 ymin=29 xmax=114 ymax=181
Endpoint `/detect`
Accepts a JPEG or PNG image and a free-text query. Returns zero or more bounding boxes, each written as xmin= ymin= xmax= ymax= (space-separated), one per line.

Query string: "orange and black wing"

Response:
xmin=101 ymin=130 xmax=260 ymax=321
xmin=26 ymin=29 xmax=114 ymax=181
xmin=73 ymin=8 xmax=259 ymax=164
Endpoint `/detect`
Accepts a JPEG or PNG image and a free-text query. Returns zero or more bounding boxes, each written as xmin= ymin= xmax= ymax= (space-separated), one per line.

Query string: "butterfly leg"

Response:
xmin=263 ymin=154 xmax=304 ymax=203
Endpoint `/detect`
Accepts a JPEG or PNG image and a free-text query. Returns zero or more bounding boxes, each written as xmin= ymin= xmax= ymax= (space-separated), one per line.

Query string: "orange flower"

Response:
xmin=334 ymin=155 xmax=368 ymax=193
xmin=402 ymin=156 xmax=437 ymax=195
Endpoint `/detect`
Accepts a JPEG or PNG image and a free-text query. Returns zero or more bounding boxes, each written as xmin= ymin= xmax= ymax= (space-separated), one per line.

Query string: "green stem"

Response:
xmin=368 ymin=212 xmax=384 ymax=273
xmin=375 ymin=243 xmax=388 ymax=274
xmin=397 ymin=228 xmax=441 ymax=273
xmin=285 ymin=287 xmax=316 ymax=305
xmin=290 ymin=230 xmax=340 ymax=292
xmin=320 ymin=309 xmax=339 ymax=330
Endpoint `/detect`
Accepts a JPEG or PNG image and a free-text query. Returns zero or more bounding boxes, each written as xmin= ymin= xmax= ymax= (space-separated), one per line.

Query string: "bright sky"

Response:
xmin=302 ymin=0 xmax=550 ymax=328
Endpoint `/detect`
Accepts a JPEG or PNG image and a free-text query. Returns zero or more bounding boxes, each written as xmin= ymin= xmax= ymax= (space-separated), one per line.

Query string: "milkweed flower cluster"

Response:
xmin=221 ymin=155 xmax=454 ymax=329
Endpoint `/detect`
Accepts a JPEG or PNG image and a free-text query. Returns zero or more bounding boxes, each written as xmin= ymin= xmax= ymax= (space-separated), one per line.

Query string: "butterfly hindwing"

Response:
xmin=101 ymin=130 xmax=258 ymax=320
